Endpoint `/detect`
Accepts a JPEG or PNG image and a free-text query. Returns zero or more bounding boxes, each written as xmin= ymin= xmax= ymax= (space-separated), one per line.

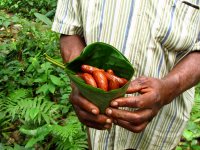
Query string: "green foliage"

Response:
xmin=177 ymin=85 xmax=200 ymax=149
xmin=0 ymin=0 xmax=57 ymax=20
xmin=5 ymin=90 xmax=62 ymax=125
xmin=53 ymin=115 xmax=88 ymax=150
xmin=18 ymin=114 xmax=88 ymax=149
xmin=20 ymin=124 xmax=52 ymax=148
xmin=0 ymin=9 xmax=87 ymax=149
xmin=34 ymin=13 xmax=52 ymax=26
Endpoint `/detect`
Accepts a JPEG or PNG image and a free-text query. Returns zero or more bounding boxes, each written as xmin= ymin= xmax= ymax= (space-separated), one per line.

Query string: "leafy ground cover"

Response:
xmin=176 ymin=84 xmax=200 ymax=150
xmin=0 ymin=10 xmax=87 ymax=149
xmin=0 ymin=1 xmax=200 ymax=149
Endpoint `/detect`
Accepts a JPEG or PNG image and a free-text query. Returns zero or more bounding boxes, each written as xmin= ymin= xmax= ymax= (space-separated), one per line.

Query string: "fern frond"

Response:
xmin=56 ymin=138 xmax=88 ymax=150
xmin=8 ymin=88 xmax=30 ymax=100
xmin=5 ymin=96 xmax=62 ymax=125
xmin=52 ymin=115 xmax=88 ymax=150
xmin=52 ymin=123 xmax=79 ymax=142
xmin=53 ymin=124 xmax=88 ymax=150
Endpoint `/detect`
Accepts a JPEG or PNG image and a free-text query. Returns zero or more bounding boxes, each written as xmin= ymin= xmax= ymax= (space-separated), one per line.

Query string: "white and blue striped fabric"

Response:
xmin=52 ymin=0 xmax=200 ymax=149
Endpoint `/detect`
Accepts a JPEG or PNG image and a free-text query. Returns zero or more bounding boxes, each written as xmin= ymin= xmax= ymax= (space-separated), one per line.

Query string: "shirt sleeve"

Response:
xmin=52 ymin=0 xmax=83 ymax=36
xmin=175 ymin=30 xmax=200 ymax=64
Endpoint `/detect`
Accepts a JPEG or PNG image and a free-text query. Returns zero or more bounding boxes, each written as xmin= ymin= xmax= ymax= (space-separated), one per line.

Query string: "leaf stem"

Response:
xmin=44 ymin=53 xmax=65 ymax=69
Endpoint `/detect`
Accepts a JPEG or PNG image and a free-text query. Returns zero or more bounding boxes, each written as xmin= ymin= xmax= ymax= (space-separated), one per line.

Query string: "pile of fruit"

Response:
xmin=78 ymin=65 xmax=128 ymax=91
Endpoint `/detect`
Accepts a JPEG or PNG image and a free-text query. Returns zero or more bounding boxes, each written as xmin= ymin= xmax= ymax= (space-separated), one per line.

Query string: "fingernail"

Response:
xmin=106 ymin=119 xmax=112 ymax=124
xmin=91 ymin=109 xmax=98 ymax=115
xmin=106 ymin=108 xmax=112 ymax=115
xmin=111 ymin=101 xmax=118 ymax=107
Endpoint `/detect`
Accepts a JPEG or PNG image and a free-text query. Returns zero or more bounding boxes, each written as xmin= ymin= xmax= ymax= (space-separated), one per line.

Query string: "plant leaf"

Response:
xmin=50 ymin=75 xmax=63 ymax=86
xmin=36 ymin=83 xmax=49 ymax=95
xmin=183 ymin=130 xmax=193 ymax=141
xmin=34 ymin=13 xmax=52 ymax=26
xmin=48 ymin=83 xmax=56 ymax=94
xmin=29 ymin=108 xmax=40 ymax=120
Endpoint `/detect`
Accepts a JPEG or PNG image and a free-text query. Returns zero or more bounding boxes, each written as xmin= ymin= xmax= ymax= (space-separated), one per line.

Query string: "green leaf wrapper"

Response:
xmin=65 ymin=42 xmax=135 ymax=113
xmin=45 ymin=42 xmax=134 ymax=113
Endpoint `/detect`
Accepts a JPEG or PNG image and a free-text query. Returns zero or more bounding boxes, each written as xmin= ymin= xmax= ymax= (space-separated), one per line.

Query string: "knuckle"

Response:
xmin=96 ymin=116 xmax=106 ymax=123
xmin=135 ymin=100 xmax=144 ymax=108
xmin=126 ymin=98 xmax=133 ymax=106
xmin=133 ymin=114 xmax=142 ymax=124
xmin=152 ymin=91 xmax=159 ymax=99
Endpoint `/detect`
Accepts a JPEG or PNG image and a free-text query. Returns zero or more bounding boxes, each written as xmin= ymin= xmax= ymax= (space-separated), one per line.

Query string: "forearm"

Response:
xmin=60 ymin=34 xmax=86 ymax=63
xmin=162 ymin=51 xmax=200 ymax=101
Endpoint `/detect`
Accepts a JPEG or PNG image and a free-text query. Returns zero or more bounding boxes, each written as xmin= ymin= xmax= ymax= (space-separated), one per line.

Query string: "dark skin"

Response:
xmin=60 ymin=34 xmax=200 ymax=132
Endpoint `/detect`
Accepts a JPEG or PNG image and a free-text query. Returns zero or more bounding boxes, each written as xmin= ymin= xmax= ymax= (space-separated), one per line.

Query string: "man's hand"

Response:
xmin=60 ymin=34 xmax=113 ymax=130
xmin=70 ymin=85 xmax=113 ymax=130
xmin=105 ymin=52 xmax=200 ymax=133
xmin=105 ymin=76 xmax=175 ymax=133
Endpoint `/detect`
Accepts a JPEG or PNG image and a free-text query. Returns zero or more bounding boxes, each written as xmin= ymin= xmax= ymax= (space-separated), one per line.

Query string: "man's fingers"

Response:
xmin=111 ymin=92 xmax=161 ymax=109
xmin=70 ymin=88 xmax=100 ymax=115
xmin=126 ymin=76 xmax=148 ymax=94
xmin=74 ymin=105 xmax=113 ymax=127
xmin=106 ymin=108 xmax=153 ymax=125
xmin=69 ymin=85 xmax=114 ymax=130
xmin=114 ymin=119 xmax=149 ymax=133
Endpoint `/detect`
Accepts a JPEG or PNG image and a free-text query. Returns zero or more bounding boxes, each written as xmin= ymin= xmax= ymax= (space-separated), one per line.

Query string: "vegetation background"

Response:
xmin=0 ymin=0 xmax=199 ymax=149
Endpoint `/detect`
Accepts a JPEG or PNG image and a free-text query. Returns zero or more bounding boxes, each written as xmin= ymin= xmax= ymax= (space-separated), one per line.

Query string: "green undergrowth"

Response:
xmin=0 ymin=11 xmax=88 ymax=149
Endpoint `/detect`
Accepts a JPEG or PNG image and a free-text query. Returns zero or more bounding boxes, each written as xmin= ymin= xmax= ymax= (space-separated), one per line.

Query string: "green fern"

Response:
xmin=8 ymin=89 xmax=30 ymax=101
xmin=56 ymin=138 xmax=88 ymax=150
xmin=19 ymin=115 xmax=88 ymax=149
xmin=53 ymin=123 xmax=80 ymax=143
xmin=5 ymin=89 xmax=63 ymax=125
xmin=52 ymin=115 xmax=88 ymax=150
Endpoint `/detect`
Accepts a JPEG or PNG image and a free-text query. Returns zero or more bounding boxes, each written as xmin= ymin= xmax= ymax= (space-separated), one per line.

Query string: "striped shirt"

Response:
xmin=52 ymin=0 xmax=200 ymax=150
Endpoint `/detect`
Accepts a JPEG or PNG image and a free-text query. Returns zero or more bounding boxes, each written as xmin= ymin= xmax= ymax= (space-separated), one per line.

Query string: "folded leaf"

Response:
xmin=45 ymin=42 xmax=135 ymax=113
xmin=65 ymin=42 xmax=135 ymax=113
